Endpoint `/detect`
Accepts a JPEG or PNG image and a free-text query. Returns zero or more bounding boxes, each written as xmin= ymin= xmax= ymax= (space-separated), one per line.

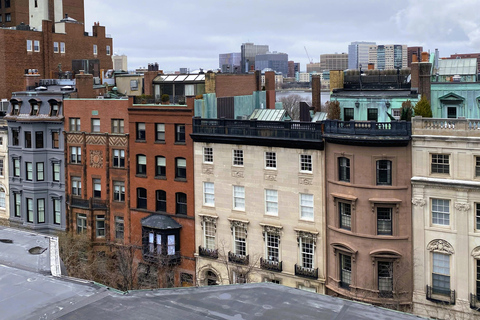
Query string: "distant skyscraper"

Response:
xmin=368 ymin=44 xmax=408 ymax=70
xmin=241 ymin=43 xmax=269 ymax=73
xmin=112 ymin=54 xmax=128 ymax=71
xmin=348 ymin=41 xmax=376 ymax=70
xmin=287 ymin=61 xmax=300 ymax=77
xmin=320 ymin=53 xmax=348 ymax=71
xmin=255 ymin=52 xmax=288 ymax=76
xmin=219 ymin=52 xmax=241 ymax=73
xmin=306 ymin=62 xmax=322 ymax=74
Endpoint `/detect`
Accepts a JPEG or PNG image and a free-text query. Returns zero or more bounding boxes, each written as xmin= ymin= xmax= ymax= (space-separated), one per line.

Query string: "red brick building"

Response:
xmin=0 ymin=0 xmax=112 ymax=99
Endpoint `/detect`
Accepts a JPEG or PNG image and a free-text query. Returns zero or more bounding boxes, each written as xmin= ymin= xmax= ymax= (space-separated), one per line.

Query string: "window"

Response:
xmin=77 ymin=213 xmax=87 ymax=233
xmin=113 ymin=149 xmax=125 ymax=168
xmin=70 ymin=146 xmax=81 ymax=164
xmin=155 ymin=123 xmax=165 ymax=142
xmin=25 ymin=131 xmax=32 ymax=148
xmin=50 ymin=104 xmax=59 ymax=116
xmin=203 ymin=182 xmax=214 ymax=206
xmin=130 ymin=80 xmax=138 ymax=91
xmin=432 ymin=252 xmax=450 ymax=295
xmin=36 ymin=162 xmax=44 ymax=181
xmin=53 ymin=199 xmax=61 ymax=224
xmin=300 ymin=194 xmax=314 ymax=221
xmin=34 ymin=0 xmax=38 ymax=7
xmin=52 ymin=131 xmax=59 ymax=149
xmin=27 ymin=198 xmax=34 ymax=223
xmin=378 ymin=261 xmax=393 ymax=297
xmin=34 ymin=40 xmax=40 ymax=52
xmin=338 ymin=157 xmax=350 ymax=182
xmin=204 ymin=220 xmax=216 ymax=250
xmin=111 ymin=119 xmax=124 ymax=133
xmin=52 ymin=163 xmax=60 ymax=182
xmin=5 ymin=1 xmax=10 ymax=8
xmin=136 ymin=122 xmax=145 ymax=140
xmin=13 ymin=158 xmax=20 ymax=177
xmin=156 ymin=190 xmax=166 ymax=212
xmin=175 ymin=157 xmax=186 ymax=179
xmin=432 ymin=199 xmax=450 ymax=226
xmin=31 ymin=103 xmax=39 ymax=115
xmin=69 ymin=118 xmax=80 ymax=131
xmin=376 ymin=160 xmax=392 ymax=185
xmin=300 ymin=154 xmax=312 ymax=172
xmin=447 ymin=106 xmax=457 ymax=119
xmin=339 ymin=202 xmax=351 ymax=230
xmin=377 ymin=207 xmax=392 ymax=235
xmin=476 ymin=157 xmax=480 ymax=177
xmin=344 ymin=108 xmax=354 ymax=121
xmin=265 ymin=189 xmax=278 ymax=215
xmin=26 ymin=162 xmax=33 ymax=181
xmin=265 ymin=152 xmax=276 ymax=169
xmin=11 ymin=103 xmax=20 ymax=116
xmin=96 ymin=215 xmax=105 ymax=238
xmin=53 ymin=42 xmax=59 ymax=53
xmin=0 ymin=15 xmax=2 ymax=23
xmin=71 ymin=177 xmax=82 ymax=196
xmin=137 ymin=188 xmax=147 ymax=209
xmin=477 ymin=204 xmax=480 ymax=230
xmin=367 ymin=108 xmax=378 ymax=121
xmin=137 ymin=154 xmax=146 ymax=175
xmin=233 ymin=149 xmax=243 ymax=166
xmin=233 ymin=225 xmax=247 ymax=256
xmin=27 ymin=40 xmax=33 ymax=52
xmin=203 ymin=147 xmax=213 ymax=163
xmin=91 ymin=118 xmax=100 ymax=132
xmin=14 ymin=193 xmax=21 ymax=217
xmin=106 ymin=45 xmax=111 ymax=55
xmin=155 ymin=156 xmax=166 ymax=178
xmin=0 ymin=188 xmax=5 ymax=209
xmin=115 ymin=216 xmax=124 ymax=240
xmin=265 ymin=232 xmax=279 ymax=263
xmin=176 ymin=192 xmax=187 ymax=215
xmin=340 ymin=254 xmax=352 ymax=289
xmin=175 ymin=124 xmax=185 ymax=143
xmin=431 ymin=154 xmax=449 ymax=174
xmin=233 ymin=186 xmax=245 ymax=210
xmin=37 ymin=199 xmax=45 ymax=223
xmin=0 ymin=158 xmax=4 ymax=176
xmin=60 ymin=42 xmax=65 ymax=53
xmin=93 ymin=44 xmax=98 ymax=55
xmin=113 ymin=181 xmax=125 ymax=202
xmin=12 ymin=129 xmax=19 ymax=145
xmin=5 ymin=13 xmax=10 ymax=22
xmin=35 ymin=131 xmax=43 ymax=148
xmin=392 ymin=108 xmax=401 ymax=120
xmin=300 ymin=236 xmax=314 ymax=269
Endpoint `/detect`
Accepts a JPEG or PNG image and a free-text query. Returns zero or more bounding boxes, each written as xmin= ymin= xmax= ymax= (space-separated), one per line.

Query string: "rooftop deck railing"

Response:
xmin=323 ymin=119 xmax=411 ymax=136
xmin=412 ymin=116 xmax=480 ymax=137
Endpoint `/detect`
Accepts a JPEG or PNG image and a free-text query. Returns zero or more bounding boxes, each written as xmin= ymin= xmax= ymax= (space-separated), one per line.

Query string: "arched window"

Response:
xmin=206 ymin=270 xmax=218 ymax=286
xmin=175 ymin=157 xmax=186 ymax=179
xmin=0 ymin=187 xmax=5 ymax=209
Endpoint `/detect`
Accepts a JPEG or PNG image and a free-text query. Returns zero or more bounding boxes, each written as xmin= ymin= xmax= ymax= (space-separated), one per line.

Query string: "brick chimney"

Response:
xmin=143 ymin=71 xmax=159 ymax=96
xmin=75 ymin=72 xmax=95 ymax=98
xmin=311 ymin=74 xmax=321 ymax=112
xmin=411 ymin=52 xmax=431 ymax=103
xmin=264 ymin=71 xmax=276 ymax=109
xmin=24 ymin=72 xmax=41 ymax=91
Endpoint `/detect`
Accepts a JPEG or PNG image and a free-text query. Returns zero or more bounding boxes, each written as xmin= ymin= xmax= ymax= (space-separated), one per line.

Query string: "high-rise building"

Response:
xmin=240 ymin=43 xmax=269 ymax=73
xmin=306 ymin=63 xmax=322 ymax=74
xmin=348 ymin=42 xmax=376 ymax=70
xmin=255 ymin=52 xmax=288 ymax=76
xmin=219 ymin=53 xmax=241 ymax=73
xmin=368 ymin=45 xmax=408 ymax=70
xmin=113 ymin=54 xmax=128 ymax=71
xmin=287 ymin=61 xmax=300 ymax=78
xmin=320 ymin=53 xmax=348 ymax=71
xmin=407 ymin=46 xmax=423 ymax=68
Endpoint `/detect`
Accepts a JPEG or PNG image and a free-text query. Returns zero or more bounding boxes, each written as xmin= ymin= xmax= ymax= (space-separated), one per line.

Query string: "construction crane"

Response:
xmin=304 ymin=46 xmax=313 ymax=64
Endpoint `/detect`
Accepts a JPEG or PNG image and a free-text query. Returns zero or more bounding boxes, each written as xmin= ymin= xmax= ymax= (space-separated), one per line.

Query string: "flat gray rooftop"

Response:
xmin=0 ymin=227 xmax=424 ymax=320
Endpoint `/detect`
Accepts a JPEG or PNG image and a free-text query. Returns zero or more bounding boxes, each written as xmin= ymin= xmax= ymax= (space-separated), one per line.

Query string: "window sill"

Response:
xmin=174 ymin=142 xmax=186 ymax=145
xmin=174 ymin=178 xmax=187 ymax=182
xmin=154 ymin=141 xmax=166 ymax=144
xmin=135 ymin=140 xmax=146 ymax=143
xmin=299 ymin=218 xmax=315 ymax=223
xmin=136 ymin=174 xmax=147 ymax=178
xmin=111 ymin=167 xmax=126 ymax=170
xmin=154 ymin=176 xmax=167 ymax=180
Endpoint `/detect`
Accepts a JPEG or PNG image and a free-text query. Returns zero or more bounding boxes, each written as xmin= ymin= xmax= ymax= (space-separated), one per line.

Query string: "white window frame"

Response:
xmin=300 ymin=154 xmax=312 ymax=173
xmin=70 ymin=146 xmax=81 ymax=164
xmin=300 ymin=193 xmax=314 ymax=221
xmin=432 ymin=252 xmax=451 ymax=295
xmin=299 ymin=236 xmax=315 ymax=270
xmin=432 ymin=198 xmax=450 ymax=226
xmin=233 ymin=149 xmax=244 ymax=166
xmin=203 ymin=147 xmax=213 ymax=164
xmin=233 ymin=225 xmax=247 ymax=256
xmin=27 ymin=40 xmax=33 ymax=52
xmin=265 ymin=231 xmax=280 ymax=263
xmin=0 ymin=188 xmax=6 ymax=209
xmin=203 ymin=220 xmax=216 ymax=250
xmin=265 ymin=151 xmax=277 ymax=169
xmin=203 ymin=182 xmax=215 ymax=206
xmin=60 ymin=42 xmax=65 ymax=53
xmin=265 ymin=189 xmax=278 ymax=216
xmin=93 ymin=44 xmax=98 ymax=55
xmin=71 ymin=177 xmax=82 ymax=196
xmin=106 ymin=45 xmax=111 ymax=55
xmin=34 ymin=40 xmax=40 ymax=52
xmin=53 ymin=42 xmax=59 ymax=53
xmin=233 ymin=185 xmax=245 ymax=211
xmin=96 ymin=215 xmax=105 ymax=238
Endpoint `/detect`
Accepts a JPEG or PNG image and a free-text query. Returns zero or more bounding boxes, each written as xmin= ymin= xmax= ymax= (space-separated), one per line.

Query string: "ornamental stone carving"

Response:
xmin=86 ymin=135 xmax=106 ymax=145
xmin=296 ymin=230 xmax=317 ymax=246
xmin=412 ymin=198 xmax=426 ymax=207
xmin=200 ymin=215 xmax=217 ymax=230
xmin=67 ymin=134 xmax=84 ymax=144
xmin=109 ymin=136 xmax=128 ymax=147
xmin=454 ymin=202 xmax=470 ymax=212
xmin=472 ymin=247 xmax=480 ymax=259
xmin=202 ymin=166 xmax=214 ymax=175
xmin=264 ymin=174 xmax=277 ymax=181
xmin=89 ymin=150 xmax=103 ymax=168
xmin=299 ymin=178 xmax=313 ymax=185
xmin=230 ymin=220 xmax=248 ymax=237
xmin=427 ymin=239 xmax=454 ymax=255
xmin=231 ymin=171 xmax=244 ymax=178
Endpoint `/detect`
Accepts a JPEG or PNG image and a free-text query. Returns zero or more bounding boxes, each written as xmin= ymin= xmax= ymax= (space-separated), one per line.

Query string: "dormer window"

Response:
xmin=48 ymin=99 xmax=61 ymax=117
xmin=10 ymin=99 xmax=21 ymax=115
xmin=32 ymin=104 xmax=39 ymax=115
xmin=29 ymin=99 xmax=41 ymax=115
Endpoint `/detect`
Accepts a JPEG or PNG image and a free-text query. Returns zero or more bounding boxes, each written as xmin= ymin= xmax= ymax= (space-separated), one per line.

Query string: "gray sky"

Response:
xmin=84 ymin=0 xmax=480 ymax=73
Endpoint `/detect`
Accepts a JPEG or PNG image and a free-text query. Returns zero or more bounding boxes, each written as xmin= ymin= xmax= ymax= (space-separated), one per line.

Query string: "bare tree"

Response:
xmin=279 ymin=94 xmax=311 ymax=120
xmin=327 ymin=100 xmax=341 ymax=120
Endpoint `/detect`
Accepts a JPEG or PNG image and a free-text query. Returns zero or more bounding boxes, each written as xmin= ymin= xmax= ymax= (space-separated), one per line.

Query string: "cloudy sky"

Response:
xmin=84 ymin=0 xmax=480 ymax=73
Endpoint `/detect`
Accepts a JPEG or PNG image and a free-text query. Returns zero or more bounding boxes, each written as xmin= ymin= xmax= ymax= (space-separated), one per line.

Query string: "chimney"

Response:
xmin=329 ymin=70 xmax=344 ymax=91
xmin=264 ymin=71 xmax=276 ymax=109
xmin=421 ymin=52 xmax=429 ymax=62
xmin=75 ymin=73 xmax=95 ymax=98
xmin=311 ymin=74 xmax=321 ymax=113
xmin=412 ymin=53 xmax=418 ymax=63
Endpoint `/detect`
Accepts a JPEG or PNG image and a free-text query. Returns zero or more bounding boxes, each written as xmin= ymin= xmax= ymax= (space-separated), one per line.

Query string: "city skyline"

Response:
xmin=84 ymin=0 xmax=480 ymax=72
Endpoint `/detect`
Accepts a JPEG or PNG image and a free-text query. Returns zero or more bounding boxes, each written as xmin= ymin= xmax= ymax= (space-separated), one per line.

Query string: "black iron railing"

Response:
xmin=294 ymin=264 xmax=318 ymax=279
xmin=470 ymin=294 xmax=480 ymax=310
xmin=228 ymin=251 xmax=249 ymax=265
xmin=143 ymin=250 xmax=181 ymax=266
xmin=323 ymin=120 xmax=411 ymax=137
xmin=426 ymin=285 xmax=456 ymax=305
xmin=198 ymin=246 xmax=218 ymax=259
xmin=68 ymin=196 xmax=107 ymax=210
xmin=260 ymin=258 xmax=282 ymax=272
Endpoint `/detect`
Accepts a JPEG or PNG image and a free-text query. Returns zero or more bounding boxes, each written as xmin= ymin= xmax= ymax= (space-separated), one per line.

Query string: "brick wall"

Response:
xmin=214 ymin=73 xmax=261 ymax=98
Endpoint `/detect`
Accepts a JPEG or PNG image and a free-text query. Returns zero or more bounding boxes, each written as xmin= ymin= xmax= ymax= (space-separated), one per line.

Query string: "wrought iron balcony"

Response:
xmin=228 ymin=251 xmax=249 ymax=265
xmin=260 ymin=257 xmax=282 ymax=272
xmin=426 ymin=285 xmax=456 ymax=305
xmin=143 ymin=250 xmax=181 ymax=266
xmin=67 ymin=195 xmax=107 ymax=210
xmin=198 ymin=246 xmax=218 ymax=259
xmin=470 ymin=294 xmax=480 ymax=311
xmin=294 ymin=264 xmax=318 ymax=279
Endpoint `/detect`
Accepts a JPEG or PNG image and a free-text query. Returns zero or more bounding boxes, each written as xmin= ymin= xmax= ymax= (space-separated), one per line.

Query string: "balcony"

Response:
xmin=470 ymin=294 xmax=480 ymax=311
xmin=412 ymin=116 xmax=480 ymax=137
xmin=295 ymin=264 xmax=318 ymax=279
xmin=228 ymin=251 xmax=249 ymax=265
xmin=198 ymin=246 xmax=218 ymax=259
xmin=68 ymin=195 xmax=107 ymax=210
xmin=426 ymin=285 xmax=456 ymax=305
xmin=143 ymin=251 xmax=181 ymax=266
xmin=191 ymin=118 xmax=324 ymax=150
xmin=260 ymin=257 xmax=282 ymax=272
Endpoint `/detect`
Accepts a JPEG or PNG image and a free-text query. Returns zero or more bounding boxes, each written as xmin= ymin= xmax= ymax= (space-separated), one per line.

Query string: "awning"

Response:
xmin=141 ymin=214 xmax=182 ymax=230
